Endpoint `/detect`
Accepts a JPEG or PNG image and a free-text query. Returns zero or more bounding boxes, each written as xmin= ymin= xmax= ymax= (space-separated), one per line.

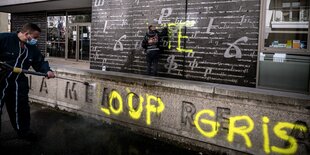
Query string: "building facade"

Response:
xmin=0 ymin=1 xmax=309 ymax=154
xmin=0 ymin=0 xmax=309 ymax=93
xmin=0 ymin=12 xmax=9 ymax=32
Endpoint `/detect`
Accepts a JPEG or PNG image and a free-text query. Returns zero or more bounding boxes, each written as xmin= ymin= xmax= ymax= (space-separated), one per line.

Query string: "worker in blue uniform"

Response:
xmin=0 ymin=23 xmax=55 ymax=141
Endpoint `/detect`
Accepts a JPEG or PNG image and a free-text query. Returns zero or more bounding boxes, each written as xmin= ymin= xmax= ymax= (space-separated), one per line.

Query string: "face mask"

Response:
xmin=26 ymin=35 xmax=38 ymax=45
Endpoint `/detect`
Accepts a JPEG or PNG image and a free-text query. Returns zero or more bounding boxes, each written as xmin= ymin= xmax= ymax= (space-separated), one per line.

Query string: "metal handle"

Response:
xmin=22 ymin=70 xmax=47 ymax=77
xmin=0 ymin=62 xmax=47 ymax=77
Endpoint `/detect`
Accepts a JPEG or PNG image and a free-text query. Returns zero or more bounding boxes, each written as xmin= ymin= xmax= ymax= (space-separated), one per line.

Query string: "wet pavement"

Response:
xmin=46 ymin=57 xmax=90 ymax=70
xmin=0 ymin=103 xmax=201 ymax=155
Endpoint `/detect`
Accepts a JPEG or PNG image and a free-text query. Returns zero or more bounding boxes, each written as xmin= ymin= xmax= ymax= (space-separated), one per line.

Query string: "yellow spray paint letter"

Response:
xmin=145 ymin=94 xmax=165 ymax=125
xmin=227 ymin=116 xmax=254 ymax=148
xmin=100 ymin=107 xmax=111 ymax=115
xmin=194 ymin=109 xmax=220 ymax=138
xmin=271 ymin=122 xmax=308 ymax=154
xmin=262 ymin=117 xmax=271 ymax=154
xmin=167 ymin=21 xmax=195 ymax=53
xmin=109 ymin=90 xmax=123 ymax=115
xmin=127 ymin=92 xmax=144 ymax=120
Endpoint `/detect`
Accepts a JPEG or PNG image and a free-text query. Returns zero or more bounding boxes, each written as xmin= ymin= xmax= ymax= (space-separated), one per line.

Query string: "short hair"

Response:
xmin=148 ymin=25 xmax=154 ymax=30
xmin=20 ymin=23 xmax=41 ymax=33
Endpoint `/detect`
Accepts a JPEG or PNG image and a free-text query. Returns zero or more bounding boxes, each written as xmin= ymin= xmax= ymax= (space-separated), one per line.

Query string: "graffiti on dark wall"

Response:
xmin=91 ymin=0 xmax=259 ymax=87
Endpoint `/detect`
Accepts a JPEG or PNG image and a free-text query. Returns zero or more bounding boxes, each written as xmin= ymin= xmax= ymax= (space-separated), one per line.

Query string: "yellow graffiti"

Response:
xmin=166 ymin=21 xmax=195 ymax=53
xmin=127 ymin=92 xmax=144 ymax=120
xmin=146 ymin=94 xmax=165 ymax=125
xmin=271 ymin=122 xmax=308 ymax=154
xmin=192 ymin=108 xmax=309 ymax=154
xmin=100 ymin=89 xmax=165 ymax=126
xmin=109 ymin=90 xmax=123 ymax=115
xmin=262 ymin=116 xmax=271 ymax=154
xmin=227 ymin=116 xmax=254 ymax=148
xmin=194 ymin=109 xmax=220 ymax=138
xmin=101 ymin=107 xmax=111 ymax=115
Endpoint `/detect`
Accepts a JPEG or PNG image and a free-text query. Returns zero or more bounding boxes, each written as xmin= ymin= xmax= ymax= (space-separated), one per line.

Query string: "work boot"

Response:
xmin=17 ymin=130 xmax=38 ymax=142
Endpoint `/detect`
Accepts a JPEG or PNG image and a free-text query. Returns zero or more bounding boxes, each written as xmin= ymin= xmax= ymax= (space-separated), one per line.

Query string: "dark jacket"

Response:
xmin=142 ymin=30 xmax=160 ymax=53
xmin=0 ymin=32 xmax=51 ymax=76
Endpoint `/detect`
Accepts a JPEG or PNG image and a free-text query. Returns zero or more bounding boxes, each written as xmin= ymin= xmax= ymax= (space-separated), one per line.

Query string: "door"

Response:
xmin=68 ymin=25 xmax=77 ymax=59
xmin=67 ymin=23 xmax=91 ymax=61
xmin=78 ymin=25 xmax=91 ymax=60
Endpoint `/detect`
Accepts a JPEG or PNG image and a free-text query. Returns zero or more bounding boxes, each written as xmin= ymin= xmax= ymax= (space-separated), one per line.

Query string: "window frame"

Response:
xmin=46 ymin=14 xmax=67 ymax=59
xmin=257 ymin=0 xmax=310 ymax=94
xmin=45 ymin=9 xmax=91 ymax=60
xmin=259 ymin=0 xmax=310 ymax=54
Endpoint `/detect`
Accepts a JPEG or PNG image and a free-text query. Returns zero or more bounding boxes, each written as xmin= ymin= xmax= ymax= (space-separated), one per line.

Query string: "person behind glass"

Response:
xmin=0 ymin=23 xmax=55 ymax=141
xmin=142 ymin=25 xmax=160 ymax=76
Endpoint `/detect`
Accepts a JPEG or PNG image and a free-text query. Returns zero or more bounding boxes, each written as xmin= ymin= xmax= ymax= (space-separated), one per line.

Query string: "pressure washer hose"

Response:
xmin=0 ymin=62 xmax=89 ymax=85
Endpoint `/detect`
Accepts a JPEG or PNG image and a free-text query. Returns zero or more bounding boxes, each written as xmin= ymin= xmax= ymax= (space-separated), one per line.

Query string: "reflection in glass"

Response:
xmin=259 ymin=53 xmax=310 ymax=93
xmin=79 ymin=26 xmax=91 ymax=60
xmin=68 ymin=26 xmax=77 ymax=59
xmin=265 ymin=0 xmax=309 ymax=49
xmin=68 ymin=15 xmax=91 ymax=23
xmin=47 ymin=16 xmax=66 ymax=58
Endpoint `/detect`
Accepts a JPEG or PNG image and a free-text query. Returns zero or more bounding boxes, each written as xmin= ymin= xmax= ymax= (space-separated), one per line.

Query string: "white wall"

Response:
xmin=0 ymin=12 xmax=9 ymax=32
xmin=0 ymin=0 xmax=48 ymax=6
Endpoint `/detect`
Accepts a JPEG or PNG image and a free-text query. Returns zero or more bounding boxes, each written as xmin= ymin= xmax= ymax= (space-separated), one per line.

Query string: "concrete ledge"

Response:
xmin=29 ymin=65 xmax=310 ymax=155
xmin=54 ymin=65 xmax=310 ymax=106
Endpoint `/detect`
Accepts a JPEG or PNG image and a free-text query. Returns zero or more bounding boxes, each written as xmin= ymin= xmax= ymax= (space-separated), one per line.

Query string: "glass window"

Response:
xmin=259 ymin=0 xmax=310 ymax=93
xmin=47 ymin=15 xmax=66 ymax=58
xmin=259 ymin=53 xmax=310 ymax=93
xmin=68 ymin=15 xmax=91 ymax=23
xmin=67 ymin=11 xmax=91 ymax=24
xmin=264 ymin=0 xmax=309 ymax=50
xmin=8 ymin=13 xmax=11 ymax=32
